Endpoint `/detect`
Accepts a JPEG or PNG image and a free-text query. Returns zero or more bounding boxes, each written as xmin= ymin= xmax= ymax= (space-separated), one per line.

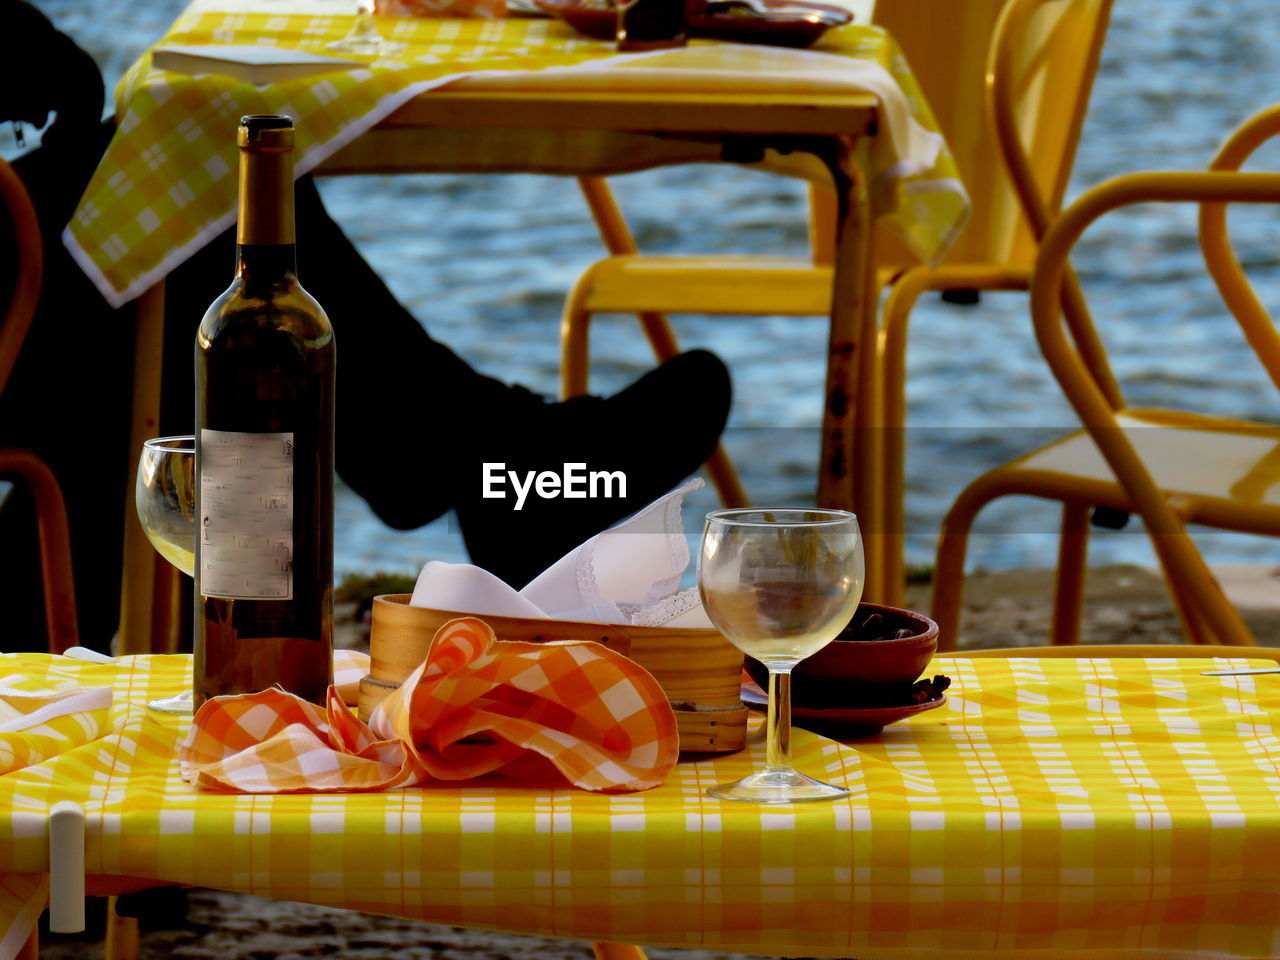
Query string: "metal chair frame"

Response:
xmin=931 ymin=108 xmax=1280 ymax=651
xmin=0 ymin=158 xmax=78 ymax=655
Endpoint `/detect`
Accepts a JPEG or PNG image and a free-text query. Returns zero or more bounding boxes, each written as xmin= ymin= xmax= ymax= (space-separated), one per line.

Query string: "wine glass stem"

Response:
xmin=766 ymin=666 xmax=793 ymax=774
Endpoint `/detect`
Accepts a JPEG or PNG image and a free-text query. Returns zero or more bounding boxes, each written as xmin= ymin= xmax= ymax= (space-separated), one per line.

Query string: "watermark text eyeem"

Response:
xmin=482 ymin=462 xmax=627 ymax=511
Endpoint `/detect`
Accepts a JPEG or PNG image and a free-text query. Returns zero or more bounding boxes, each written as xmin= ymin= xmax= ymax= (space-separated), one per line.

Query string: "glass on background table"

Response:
xmin=327 ymin=0 xmax=405 ymax=56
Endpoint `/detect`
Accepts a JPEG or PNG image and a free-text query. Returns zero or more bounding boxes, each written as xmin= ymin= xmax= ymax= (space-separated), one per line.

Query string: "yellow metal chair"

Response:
xmin=931 ymin=106 xmax=1280 ymax=652
xmin=0 ymin=158 xmax=78 ymax=654
xmin=565 ymin=0 xmax=1113 ymax=602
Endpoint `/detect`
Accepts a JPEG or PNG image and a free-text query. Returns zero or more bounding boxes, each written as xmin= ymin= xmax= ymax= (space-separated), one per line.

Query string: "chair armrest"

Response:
xmin=1199 ymin=105 xmax=1280 ymax=394
xmin=1029 ymin=170 xmax=1280 ymax=539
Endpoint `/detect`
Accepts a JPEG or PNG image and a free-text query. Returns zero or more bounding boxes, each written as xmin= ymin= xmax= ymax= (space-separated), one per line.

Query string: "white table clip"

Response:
xmin=48 ymin=800 xmax=85 ymax=933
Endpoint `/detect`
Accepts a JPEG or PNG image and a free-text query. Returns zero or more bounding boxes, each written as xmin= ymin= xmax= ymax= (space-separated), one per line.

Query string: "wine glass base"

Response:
xmin=326 ymin=37 xmax=405 ymax=56
xmin=147 ymin=691 xmax=194 ymax=716
xmin=708 ymin=769 xmax=850 ymax=804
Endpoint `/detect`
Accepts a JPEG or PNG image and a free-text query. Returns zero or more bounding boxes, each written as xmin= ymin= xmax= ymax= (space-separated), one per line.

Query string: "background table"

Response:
xmin=61 ymin=5 xmax=967 ymax=653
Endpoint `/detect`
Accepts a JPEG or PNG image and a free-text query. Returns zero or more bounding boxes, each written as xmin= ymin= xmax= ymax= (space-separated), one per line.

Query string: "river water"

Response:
xmin=17 ymin=0 xmax=1280 ymax=579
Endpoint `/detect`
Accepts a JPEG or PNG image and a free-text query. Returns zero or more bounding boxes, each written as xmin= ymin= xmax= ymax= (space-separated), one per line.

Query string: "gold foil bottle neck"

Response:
xmin=238 ymin=115 xmax=295 ymax=151
xmin=236 ymin=115 xmax=295 ymax=246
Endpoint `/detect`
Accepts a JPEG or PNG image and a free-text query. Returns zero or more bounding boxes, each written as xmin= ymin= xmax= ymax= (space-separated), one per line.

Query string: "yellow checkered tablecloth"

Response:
xmin=65 ymin=9 xmax=968 ymax=307
xmin=2 ymin=654 xmax=1280 ymax=959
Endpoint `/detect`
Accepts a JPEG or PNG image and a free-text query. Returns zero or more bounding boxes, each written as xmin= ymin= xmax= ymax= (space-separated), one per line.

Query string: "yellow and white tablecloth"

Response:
xmin=64 ymin=6 xmax=968 ymax=307
xmin=3 ymin=653 xmax=1280 ymax=959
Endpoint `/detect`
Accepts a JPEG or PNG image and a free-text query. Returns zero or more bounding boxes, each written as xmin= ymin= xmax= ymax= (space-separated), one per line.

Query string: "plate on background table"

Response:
xmin=534 ymin=0 xmax=852 ymax=47
xmin=741 ymin=679 xmax=946 ymax=737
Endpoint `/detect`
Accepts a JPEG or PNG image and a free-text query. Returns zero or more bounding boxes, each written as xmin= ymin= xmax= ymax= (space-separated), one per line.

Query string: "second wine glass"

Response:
xmin=698 ymin=508 xmax=864 ymax=803
xmin=135 ymin=435 xmax=197 ymax=715
xmin=327 ymin=0 xmax=406 ymax=57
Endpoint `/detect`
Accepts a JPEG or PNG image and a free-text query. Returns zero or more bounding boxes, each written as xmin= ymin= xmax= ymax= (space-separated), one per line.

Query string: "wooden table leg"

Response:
xmin=118 ymin=281 xmax=166 ymax=656
xmin=104 ymin=899 xmax=140 ymax=960
xmin=816 ymin=138 xmax=881 ymax=600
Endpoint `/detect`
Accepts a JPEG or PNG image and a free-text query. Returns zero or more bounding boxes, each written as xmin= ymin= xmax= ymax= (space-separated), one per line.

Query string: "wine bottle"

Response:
xmin=194 ymin=115 xmax=334 ymax=708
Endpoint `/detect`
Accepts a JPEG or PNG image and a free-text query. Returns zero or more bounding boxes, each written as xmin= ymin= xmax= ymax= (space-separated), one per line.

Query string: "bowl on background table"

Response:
xmin=742 ymin=601 xmax=946 ymax=736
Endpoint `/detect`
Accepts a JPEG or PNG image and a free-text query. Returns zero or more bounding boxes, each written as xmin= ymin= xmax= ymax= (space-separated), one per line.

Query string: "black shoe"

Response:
xmin=455 ymin=349 xmax=731 ymax=587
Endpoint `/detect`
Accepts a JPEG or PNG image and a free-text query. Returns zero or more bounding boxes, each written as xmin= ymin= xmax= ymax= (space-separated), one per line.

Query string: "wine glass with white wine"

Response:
xmin=698 ymin=508 xmax=864 ymax=803
xmin=326 ymin=0 xmax=406 ymax=57
xmin=135 ymin=436 xmax=197 ymax=715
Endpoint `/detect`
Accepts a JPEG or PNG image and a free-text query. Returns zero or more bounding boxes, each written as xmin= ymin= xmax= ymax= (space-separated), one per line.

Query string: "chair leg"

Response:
xmin=931 ymin=472 xmax=1019 ymax=651
xmin=593 ymin=944 xmax=649 ymax=960
xmin=151 ymin=559 xmax=183 ymax=655
xmin=0 ymin=450 xmax=78 ymax=653
xmin=104 ymin=899 xmax=139 ymax=960
xmin=119 ymin=283 xmax=167 ymax=656
xmin=1149 ymin=532 xmax=1256 ymax=646
xmin=879 ymin=268 xmax=933 ymax=608
xmin=624 ymin=303 xmax=747 ymax=507
xmin=1051 ymin=502 xmax=1089 ymax=646
xmin=16 ymin=925 xmax=36 ymax=960
xmin=559 ymin=280 xmax=747 ymax=508
xmin=573 ymin=178 xmax=686 ymax=379
xmin=561 ymin=272 xmax=596 ymax=401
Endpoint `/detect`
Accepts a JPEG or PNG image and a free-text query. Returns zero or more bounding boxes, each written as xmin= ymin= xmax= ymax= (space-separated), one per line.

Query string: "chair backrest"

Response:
xmin=1033 ymin=108 xmax=1280 ymax=426
xmin=865 ymin=0 xmax=1111 ymax=271
xmin=0 ymin=158 xmax=81 ymax=654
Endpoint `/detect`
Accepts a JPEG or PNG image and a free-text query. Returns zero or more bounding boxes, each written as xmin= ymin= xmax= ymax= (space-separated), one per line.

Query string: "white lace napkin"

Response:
xmin=410 ymin=479 xmax=713 ymax=628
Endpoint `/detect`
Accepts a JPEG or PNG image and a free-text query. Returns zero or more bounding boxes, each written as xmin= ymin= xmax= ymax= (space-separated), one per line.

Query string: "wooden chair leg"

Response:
xmin=1051 ymin=502 xmax=1089 ymax=646
xmin=16 ymin=925 xmax=37 ymax=960
xmin=104 ymin=899 xmax=139 ymax=960
xmin=119 ymin=282 xmax=167 ymax=656
xmin=593 ymin=943 xmax=649 ymax=960
xmin=560 ymin=274 xmax=747 ymax=508
xmin=703 ymin=446 xmax=749 ymax=509
xmin=151 ymin=560 xmax=182 ymax=655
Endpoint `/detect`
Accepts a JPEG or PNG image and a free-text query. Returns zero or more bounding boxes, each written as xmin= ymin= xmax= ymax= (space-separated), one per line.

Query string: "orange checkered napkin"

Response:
xmin=179 ymin=617 xmax=678 ymax=794
xmin=332 ymin=648 xmax=369 ymax=706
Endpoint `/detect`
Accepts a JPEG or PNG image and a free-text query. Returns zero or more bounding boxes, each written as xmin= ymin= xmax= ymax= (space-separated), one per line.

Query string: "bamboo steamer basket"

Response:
xmin=363 ymin=595 xmax=747 ymax=752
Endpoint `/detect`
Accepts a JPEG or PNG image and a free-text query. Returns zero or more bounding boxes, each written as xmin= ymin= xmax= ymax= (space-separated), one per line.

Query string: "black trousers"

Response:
xmin=0 ymin=120 xmax=509 ymax=651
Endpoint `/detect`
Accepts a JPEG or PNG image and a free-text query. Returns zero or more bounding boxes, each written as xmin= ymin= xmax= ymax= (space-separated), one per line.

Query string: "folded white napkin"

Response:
xmin=410 ymin=479 xmax=713 ymax=628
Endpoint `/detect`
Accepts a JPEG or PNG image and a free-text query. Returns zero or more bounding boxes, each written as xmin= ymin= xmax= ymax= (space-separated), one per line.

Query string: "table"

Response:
xmin=60 ymin=5 xmax=968 ymax=652
xmin=4 ymin=652 xmax=1280 ymax=960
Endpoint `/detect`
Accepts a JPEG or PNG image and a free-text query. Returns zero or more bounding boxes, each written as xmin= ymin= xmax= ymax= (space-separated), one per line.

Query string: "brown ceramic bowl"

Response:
xmin=743 ymin=601 xmax=939 ymax=709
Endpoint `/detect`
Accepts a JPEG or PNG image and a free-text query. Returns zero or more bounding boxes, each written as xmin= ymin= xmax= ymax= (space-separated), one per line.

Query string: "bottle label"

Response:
xmin=199 ymin=429 xmax=294 ymax=601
